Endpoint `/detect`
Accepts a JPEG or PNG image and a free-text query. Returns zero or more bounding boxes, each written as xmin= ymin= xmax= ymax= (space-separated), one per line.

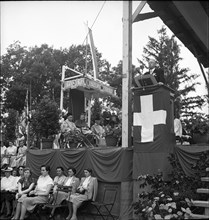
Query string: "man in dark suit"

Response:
xmin=144 ymin=58 xmax=165 ymax=84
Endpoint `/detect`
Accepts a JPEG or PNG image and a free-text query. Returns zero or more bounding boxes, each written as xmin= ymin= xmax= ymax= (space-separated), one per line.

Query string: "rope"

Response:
xmin=82 ymin=1 xmax=106 ymax=46
xmin=73 ymin=1 xmax=106 ymax=66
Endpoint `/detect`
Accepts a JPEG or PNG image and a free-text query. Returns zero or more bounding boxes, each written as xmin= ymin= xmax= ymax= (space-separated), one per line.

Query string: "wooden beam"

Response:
xmin=133 ymin=12 xmax=158 ymax=23
xmin=122 ymin=1 xmax=132 ymax=148
xmin=132 ymin=1 xmax=147 ymax=23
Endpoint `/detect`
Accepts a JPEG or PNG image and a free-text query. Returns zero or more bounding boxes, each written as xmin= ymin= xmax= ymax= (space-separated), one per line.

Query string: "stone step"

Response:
xmin=201 ymin=177 xmax=209 ymax=182
xmin=192 ymin=200 xmax=209 ymax=208
xmin=190 ymin=213 xmax=209 ymax=219
xmin=197 ymin=188 xmax=209 ymax=194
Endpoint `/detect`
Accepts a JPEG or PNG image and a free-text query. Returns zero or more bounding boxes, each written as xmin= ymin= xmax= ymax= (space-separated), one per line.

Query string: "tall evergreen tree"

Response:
xmin=138 ymin=26 xmax=204 ymax=118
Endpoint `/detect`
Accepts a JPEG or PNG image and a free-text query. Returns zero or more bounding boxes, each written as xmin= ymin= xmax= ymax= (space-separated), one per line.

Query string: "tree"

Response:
xmin=3 ymin=108 xmax=18 ymax=142
xmin=138 ymin=26 xmax=205 ymax=117
xmin=4 ymin=83 xmax=27 ymax=113
xmin=1 ymin=42 xmax=112 ymax=111
xmin=31 ymin=95 xmax=60 ymax=139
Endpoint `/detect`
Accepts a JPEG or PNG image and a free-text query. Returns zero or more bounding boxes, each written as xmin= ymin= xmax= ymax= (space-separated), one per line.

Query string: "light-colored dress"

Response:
xmin=54 ymin=176 xmax=80 ymax=205
xmin=2 ymin=145 xmax=17 ymax=167
xmin=53 ymin=174 xmax=66 ymax=193
xmin=11 ymin=145 xmax=27 ymax=167
xmin=69 ymin=176 xmax=98 ymax=208
xmin=61 ymin=120 xmax=77 ymax=133
xmin=91 ymin=124 xmax=106 ymax=145
xmin=21 ymin=174 xmax=54 ymax=212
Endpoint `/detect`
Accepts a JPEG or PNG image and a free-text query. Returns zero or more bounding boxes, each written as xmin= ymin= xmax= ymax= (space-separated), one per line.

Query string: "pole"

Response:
xmin=122 ymin=1 xmax=132 ymax=148
xmin=60 ymin=65 xmax=66 ymax=110
xmin=87 ymin=97 xmax=92 ymax=128
xmin=26 ymin=89 xmax=30 ymax=149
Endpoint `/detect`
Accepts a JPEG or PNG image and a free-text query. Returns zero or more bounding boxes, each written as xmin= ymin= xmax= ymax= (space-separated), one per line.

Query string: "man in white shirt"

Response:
xmin=174 ymin=115 xmax=183 ymax=144
xmin=1 ymin=167 xmax=17 ymax=217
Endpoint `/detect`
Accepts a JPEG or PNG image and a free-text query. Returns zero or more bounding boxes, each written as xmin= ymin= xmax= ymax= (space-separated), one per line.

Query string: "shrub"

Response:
xmin=133 ymin=151 xmax=209 ymax=219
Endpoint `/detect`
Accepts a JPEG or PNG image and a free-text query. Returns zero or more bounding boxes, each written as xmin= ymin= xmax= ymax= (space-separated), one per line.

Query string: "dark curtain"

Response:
xmin=174 ymin=144 xmax=209 ymax=176
xmin=26 ymin=147 xmax=133 ymax=182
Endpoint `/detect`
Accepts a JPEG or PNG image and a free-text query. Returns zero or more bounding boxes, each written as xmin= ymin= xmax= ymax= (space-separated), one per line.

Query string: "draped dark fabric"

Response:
xmin=26 ymin=144 xmax=208 ymax=219
xmin=133 ymin=145 xmax=209 ymax=180
xmin=133 ymin=152 xmax=173 ymax=180
xmin=26 ymin=147 xmax=133 ymax=182
xmin=174 ymin=144 xmax=209 ymax=176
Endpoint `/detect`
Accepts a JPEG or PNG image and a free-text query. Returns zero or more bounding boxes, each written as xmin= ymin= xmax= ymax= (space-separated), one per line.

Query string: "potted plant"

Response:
xmin=31 ymin=95 xmax=61 ymax=149
xmin=184 ymin=114 xmax=209 ymax=144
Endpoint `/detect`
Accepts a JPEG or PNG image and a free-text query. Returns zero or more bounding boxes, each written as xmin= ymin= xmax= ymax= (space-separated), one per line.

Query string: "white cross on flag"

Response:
xmin=133 ymin=94 xmax=167 ymax=142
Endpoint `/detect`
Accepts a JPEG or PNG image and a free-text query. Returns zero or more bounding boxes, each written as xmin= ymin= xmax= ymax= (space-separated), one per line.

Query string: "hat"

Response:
xmin=2 ymin=167 xmax=13 ymax=172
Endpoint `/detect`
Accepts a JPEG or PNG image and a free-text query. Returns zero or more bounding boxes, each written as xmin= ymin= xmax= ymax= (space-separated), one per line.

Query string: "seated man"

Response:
xmin=1 ymin=167 xmax=18 ymax=217
xmin=75 ymin=113 xmax=92 ymax=135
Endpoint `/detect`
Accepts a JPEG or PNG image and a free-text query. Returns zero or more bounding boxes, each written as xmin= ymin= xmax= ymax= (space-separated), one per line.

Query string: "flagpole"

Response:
xmin=26 ymin=88 xmax=30 ymax=149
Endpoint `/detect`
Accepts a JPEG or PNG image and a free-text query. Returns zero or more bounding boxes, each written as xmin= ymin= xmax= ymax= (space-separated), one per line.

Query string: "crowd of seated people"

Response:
xmin=57 ymin=111 xmax=122 ymax=148
xmin=1 ymin=140 xmax=27 ymax=170
xmin=0 ymin=164 xmax=98 ymax=220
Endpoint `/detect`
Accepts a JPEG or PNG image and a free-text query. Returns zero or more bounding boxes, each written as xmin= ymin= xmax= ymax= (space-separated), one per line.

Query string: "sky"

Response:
xmin=1 ymin=1 xmax=208 ymax=114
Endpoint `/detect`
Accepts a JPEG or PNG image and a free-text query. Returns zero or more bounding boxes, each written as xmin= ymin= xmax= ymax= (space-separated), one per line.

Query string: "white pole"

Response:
xmin=122 ymin=1 xmax=132 ymax=148
xmin=60 ymin=65 xmax=66 ymax=110
xmin=87 ymin=97 xmax=92 ymax=128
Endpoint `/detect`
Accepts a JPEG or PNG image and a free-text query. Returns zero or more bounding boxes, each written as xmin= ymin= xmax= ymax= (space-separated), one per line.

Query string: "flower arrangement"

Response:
xmin=133 ymin=152 xmax=209 ymax=219
xmin=134 ymin=173 xmax=193 ymax=219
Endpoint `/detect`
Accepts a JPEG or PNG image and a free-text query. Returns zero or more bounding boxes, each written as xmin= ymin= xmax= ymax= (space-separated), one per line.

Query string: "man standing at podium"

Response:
xmin=144 ymin=58 xmax=165 ymax=84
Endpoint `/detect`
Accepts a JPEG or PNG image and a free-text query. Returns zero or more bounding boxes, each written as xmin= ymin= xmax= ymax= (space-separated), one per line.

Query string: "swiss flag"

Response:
xmin=133 ymin=86 xmax=174 ymax=153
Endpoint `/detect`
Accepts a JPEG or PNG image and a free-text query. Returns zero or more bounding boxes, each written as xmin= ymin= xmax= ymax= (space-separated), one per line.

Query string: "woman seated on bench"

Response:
xmin=17 ymin=165 xmax=54 ymax=220
xmin=54 ymin=167 xmax=79 ymax=204
xmin=12 ymin=167 xmax=36 ymax=220
xmin=66 ymin=168 xmax=98 ymax=220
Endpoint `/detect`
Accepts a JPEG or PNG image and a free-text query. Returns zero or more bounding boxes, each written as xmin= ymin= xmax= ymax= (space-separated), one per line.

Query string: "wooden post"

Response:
xmin=60 ymin=65 xmax=65 ymax=110
xmin=122 ymin=1 xmax=132 ymax=148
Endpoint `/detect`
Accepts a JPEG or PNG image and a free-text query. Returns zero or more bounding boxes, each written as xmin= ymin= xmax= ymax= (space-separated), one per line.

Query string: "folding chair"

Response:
xmin=43 ymin=185 xmax=72 ymax=219
xmin=91 ymin=185 xmax=118 ymax=220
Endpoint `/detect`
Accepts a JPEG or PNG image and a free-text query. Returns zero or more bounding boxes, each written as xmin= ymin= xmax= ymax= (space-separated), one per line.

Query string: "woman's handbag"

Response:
xmin=76 ymin=187 xmax=85 ymax=195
